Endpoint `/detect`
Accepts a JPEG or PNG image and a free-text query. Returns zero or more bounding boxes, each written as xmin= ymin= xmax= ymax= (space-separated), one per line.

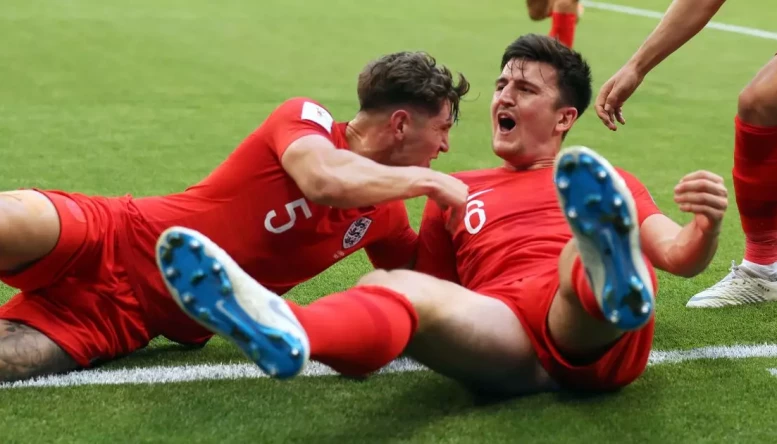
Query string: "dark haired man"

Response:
xmin=157 ymin=35 xmax=727 ymax=393
xmin=0 ymin=51 xmax=470 ymax=382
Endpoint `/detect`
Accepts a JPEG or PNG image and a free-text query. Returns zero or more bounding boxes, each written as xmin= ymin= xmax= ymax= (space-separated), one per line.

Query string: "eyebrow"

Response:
xmin=495 ymin=76 xmax=540 ymax=89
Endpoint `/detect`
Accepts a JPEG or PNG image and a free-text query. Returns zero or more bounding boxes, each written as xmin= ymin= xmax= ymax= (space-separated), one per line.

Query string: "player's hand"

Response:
xmin=426 ymin=172 xmax=469 ymax=233
xmin=673 ymin=170 xmax=728 ymax=236
xmin=595 ymin=64 xmax=645 ymax=131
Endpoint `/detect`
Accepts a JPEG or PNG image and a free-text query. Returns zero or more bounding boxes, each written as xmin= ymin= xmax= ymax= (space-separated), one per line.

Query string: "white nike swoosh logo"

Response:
xmin=467 ymin=189 xmax=493 ymax=201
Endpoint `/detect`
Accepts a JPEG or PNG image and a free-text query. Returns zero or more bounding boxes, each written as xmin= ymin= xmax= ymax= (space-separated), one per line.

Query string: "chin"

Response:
xmin=492 ymin=140 xmax=517 ymax=159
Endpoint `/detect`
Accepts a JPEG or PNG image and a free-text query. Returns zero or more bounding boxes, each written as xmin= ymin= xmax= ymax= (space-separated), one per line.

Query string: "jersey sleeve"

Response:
xmin=266 ymin=98 xmax=336 ymax=158
xmin=619 ymin=169 xmax=662 ymax=225
xmin=413 ymin=198 xmax=460 ymax=283
xmin=365 ymin=201 xmax=418 ymax=270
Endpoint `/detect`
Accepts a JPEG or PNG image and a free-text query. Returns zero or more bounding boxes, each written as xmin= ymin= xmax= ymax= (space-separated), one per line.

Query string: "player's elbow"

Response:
xmin=298 ymin=170 xmax=348 ymax=207
xmin=659 ymin=251 xmax=707 ymax=278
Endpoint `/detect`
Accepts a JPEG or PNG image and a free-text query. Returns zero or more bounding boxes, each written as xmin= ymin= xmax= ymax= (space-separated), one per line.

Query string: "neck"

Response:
xmin=345 ymin=112 xmax=388 ymax=163
xmin=500 ymin=139 xmax=561 ymax=171
xmin=503 ymin=157 xmax=555 ymax=171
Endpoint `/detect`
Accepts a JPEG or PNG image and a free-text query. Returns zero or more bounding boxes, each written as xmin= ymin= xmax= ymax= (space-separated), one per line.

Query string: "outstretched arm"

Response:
xmin=627 ymin=0 xmax=727 ymax=75
xmin=596 ymin=0 xmax=727 ymax=130
xmin=264 ymin=98 xmax=468 ymax=231
xmin=282 ymin=135 xmax=464 ymax=210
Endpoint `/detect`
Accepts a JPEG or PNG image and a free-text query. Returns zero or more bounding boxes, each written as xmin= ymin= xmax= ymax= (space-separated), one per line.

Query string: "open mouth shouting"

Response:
xmin=497 ymin=112 xmax=516 ymax=134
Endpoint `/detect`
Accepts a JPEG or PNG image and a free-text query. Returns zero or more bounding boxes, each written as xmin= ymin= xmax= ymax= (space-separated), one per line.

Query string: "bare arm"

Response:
xmin=641 ymin=215 xmax=719 ymax=278
xmin=628 ymin=0 xmax=727 ymax=76
xmin=639 ymin=171 xmax=727 ymax=278
xmin=595 ymin=0 xmax=727 ymax=129
xmin=282 ymin=135 xmax=469 ymax=229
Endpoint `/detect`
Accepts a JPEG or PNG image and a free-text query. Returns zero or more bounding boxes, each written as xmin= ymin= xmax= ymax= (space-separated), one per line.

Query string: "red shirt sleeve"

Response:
xmin=266 ymin=98 xmax=336 ymax=158
xmin=365 ymin=201 xmax=418 ymax=270
xmin=619 ymin=169 xmax=662 ymax=225
xmin=413 ymin=198 xmax=460 ymax=283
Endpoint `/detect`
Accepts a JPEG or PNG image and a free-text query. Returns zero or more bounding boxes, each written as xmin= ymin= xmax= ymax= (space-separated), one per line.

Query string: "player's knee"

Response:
xmin=526 ymin=0 xmax=551 ymax=20
xmin=553 ymin=0 xmax=577 ymax=12
xmin=738 ymin=83 xmax=777 ymax=127
xmin=0 ymin=191 xmax=62 ymax=271
xmin=357 ymin=269 xmax=448 ymax=317
xmin=358 ymin=269 xmax=425 ymax=301
xmin=356 ymin=269 xmax=392 ymax=287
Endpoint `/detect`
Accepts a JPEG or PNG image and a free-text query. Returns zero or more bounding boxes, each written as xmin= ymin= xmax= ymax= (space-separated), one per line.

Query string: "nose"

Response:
xmin=497 ymin=84 xmax=517 ymax=107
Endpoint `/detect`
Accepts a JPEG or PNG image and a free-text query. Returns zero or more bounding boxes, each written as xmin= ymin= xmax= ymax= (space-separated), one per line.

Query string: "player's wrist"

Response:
xmin=407 ymin=168 xmax=439 ymax=198
xmin=626 ymin=57 xmax=651 ymax=79
xmin=692 ymin=219 xmax=721 ymax=242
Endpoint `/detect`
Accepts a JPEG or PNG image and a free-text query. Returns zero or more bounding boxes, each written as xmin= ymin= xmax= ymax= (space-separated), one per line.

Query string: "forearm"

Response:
xmin=662 ymin=222 xmax=719 ymax=278
xmin=628 ymin=0 xmax=726 ymax=76
xmin=310 ymin=151 xmax=434 ymax=208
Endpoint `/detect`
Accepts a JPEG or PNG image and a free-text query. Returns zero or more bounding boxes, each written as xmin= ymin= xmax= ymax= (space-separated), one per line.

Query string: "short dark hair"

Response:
xmin=357 ymin=52 xmax=470 ymax=123
xmin=501 ymin=34 xmax=592 ymax=119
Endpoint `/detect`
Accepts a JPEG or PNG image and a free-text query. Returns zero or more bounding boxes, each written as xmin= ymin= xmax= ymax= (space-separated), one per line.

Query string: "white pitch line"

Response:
xmin=584 ymin=1 xmax=777 ymax=41
xmin=648 ymin=343 xmax=777 ymax=365
xmin=3 ymin=343 xmax=777 ymax=389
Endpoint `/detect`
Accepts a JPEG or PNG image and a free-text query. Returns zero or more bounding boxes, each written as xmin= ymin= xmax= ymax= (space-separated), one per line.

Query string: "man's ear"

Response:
xmin=389 ymin=109 xmax=412 ymax=140
xmin=556 ymin=106 xmax=578 ymax=133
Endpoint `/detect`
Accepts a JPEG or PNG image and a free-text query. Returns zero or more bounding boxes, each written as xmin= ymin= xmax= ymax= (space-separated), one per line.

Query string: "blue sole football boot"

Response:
xmin=554 ymin=146 xmax=655 ymax=331
xmin=155 ymin=226 xmax=309 ymax=379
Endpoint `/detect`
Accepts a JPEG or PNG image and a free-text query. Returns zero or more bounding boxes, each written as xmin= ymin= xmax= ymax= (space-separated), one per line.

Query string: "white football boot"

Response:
xmin=686 ymin=261 xmax=777 ymax=308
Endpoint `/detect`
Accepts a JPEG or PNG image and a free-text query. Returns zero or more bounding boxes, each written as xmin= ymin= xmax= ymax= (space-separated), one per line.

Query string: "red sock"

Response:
xmin=732 ymin=116 xmax=777 ymax=265
xmin=288 ymin=285 xmax=418 ymax=376
xmin=549 ymin=12 xmax=577 ymax=48
xmin=570 ymin=256 xmax=658 ymax=321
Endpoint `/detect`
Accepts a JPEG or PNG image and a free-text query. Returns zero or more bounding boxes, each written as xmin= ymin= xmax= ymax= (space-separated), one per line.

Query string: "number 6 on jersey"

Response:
xmin=465 ymin=190 xmax=491 ymax=235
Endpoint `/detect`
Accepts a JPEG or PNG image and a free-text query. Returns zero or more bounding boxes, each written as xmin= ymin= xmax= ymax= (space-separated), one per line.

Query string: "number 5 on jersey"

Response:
xmin=464 ymin=189 xmax=492 ymax=235
xmin=265 ymin=198 xmax=313 ymax=234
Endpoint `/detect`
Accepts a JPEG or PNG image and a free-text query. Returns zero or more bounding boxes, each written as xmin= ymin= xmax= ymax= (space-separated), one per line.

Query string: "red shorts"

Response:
xmin=0 ymin=191 xmax=154 ymax=367
xmin=480 ymin=268 xmax=656 ymax=392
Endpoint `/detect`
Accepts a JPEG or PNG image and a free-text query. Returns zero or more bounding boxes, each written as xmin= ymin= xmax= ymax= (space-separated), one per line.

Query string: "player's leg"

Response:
xmin=548 ymin=147 xmax=656 ymax=388
xmin=0 ymin=273 xmax=154 ymax=382
xmin=357 ymin=270 xmax=558 ymax=394
xmin=157 ymin=227 xmax=556 ymax=393
xmin=548 ymin=0 xmax=579 ymax=48
xmin=0 ymin=320 xmax=78 ymax=382
xmin=0 ymin=190 xmax=61 ymax=271
xmin=0 ymin=190 xmax=85 ymax=382
xmin=687 ymin=56 xmax=777 ymax=307
xmin=526 ymin=0 xmax=552 ymax=21
xmin=0 ymin=192 xmax=154 ymax=382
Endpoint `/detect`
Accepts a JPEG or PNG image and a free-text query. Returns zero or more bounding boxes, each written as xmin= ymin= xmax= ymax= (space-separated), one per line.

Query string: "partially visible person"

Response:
xmin=595 ymin=0 xmax=777 ymax=308
xmin=526 ymin=0 xmax=584 ymax=48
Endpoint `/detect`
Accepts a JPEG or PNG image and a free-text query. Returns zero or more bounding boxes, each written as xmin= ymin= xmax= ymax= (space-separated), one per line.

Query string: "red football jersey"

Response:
xmin=414 ymin=166 xmax=661 ymax=291
xmin=119 ymin=98 xmax=417 ymax=342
